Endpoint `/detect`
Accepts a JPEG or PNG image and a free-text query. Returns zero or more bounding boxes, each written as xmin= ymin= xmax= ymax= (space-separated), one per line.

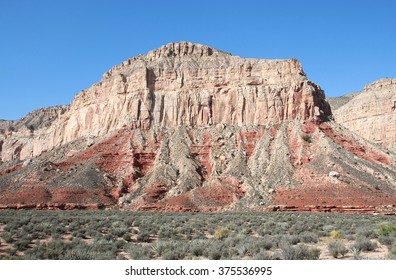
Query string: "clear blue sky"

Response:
xmin=1 ymin=0 xmax=395 ymax=120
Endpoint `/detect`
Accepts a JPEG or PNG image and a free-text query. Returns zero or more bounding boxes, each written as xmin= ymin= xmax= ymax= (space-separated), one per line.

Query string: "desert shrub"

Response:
xmin=209 ymin=250 xmax=221 ymax=260
xmin=207 ymin=244 xmax=223 ymax=260
xmin=136 ymin=230 xmax=151 ymax=242
xmin=2 ymin=248 xmax=19 ymax=258
xmin=122 ymin=233 xmax=131 ymax=241
xmin=14 ymin=239 xmax=30 ymax=251
xmin=330 ymin=230 xmax=344 ymax=239
xmin=280 ymin=243 xmax=320 ymax=260
xmin=328 ymin=240 xmax=348 ymax=258
xmin=72 ymin=229 xmax=87 ymax=239
xmin=162 ymin=250 xmax=184 ymax=260
xmin=30 ymin=231 xmax=40 ymax=240
xmin=302 ymin=135 xmax=313 ymax=143
xmin=109 ymin=221 xmax=128 ymax=237
xmin=352 ymin=238 xmax=378 ymax=252
xmin=357 ymin=227 xmax=377 ymax=239
xmin=63 ymin=242 xmax=117 ymax=260
xmin=68 ymin=221 xmax=80 ymax=232
xmin=190 ymin=239 xmax=210 ymax=257
xmin=126 ymin=244 xmax=151 ymax=260
xmin=63 ymin=247 xmax=97 ymax=260
xmin=192 ymin=231 xmax=206 ymax=240
xmin=242 ymin=238 xmax=266 ymax=256
xmin=378 ymin=224 xmax=396 ymax=237
xmin=158 ymin=226 xmax=177 ymax=239
xmin=115 ymin=240 xmax=126 ymax=249
xmin=3 ymin=210 xmax=396 ymax=260
xmin=378 ymin=235 xmax=395 ymax=246
xmin=151 ymin=241 xmax=167 ymax=257
xmin=223 ymin=233 xmax=245 ymax=247
xmin=22 ymin=224 xmax=34 ymax=233
xmin=281 ymin=234 xmax=300 ymax=245
xmin=300 ymin=232 xmax=318 ymax=244
xmin=253 ymin=249 xmax=278 ymax=260
xmin=151 ymin=240 xmax=188 ymax=260
xmin=288 ymin=221 xmax=308 ymax=235
xmin=104 ymin=233 xmax=113 ymax=241
xmin=391 ymin=243 xmax=396 ymax=256
xmin=350 ymin=247 xmax=362 ymax=260
xmin=236 ymin=245 xmax=249 ymax=257
xmin=322 ymin=224 xmax=335 ymax=232
xmin=179 ymin=225 xmax=193 ymax=236
xmin=213 ymin=227 xmax=230 ymax=240
xmin=25 ymin=240 xmax=69 ymax=260
xmin=53 ymin=225 xmax=66 ymax=235
xmin=345 ymin=234 xmax=356 ymax=241
xmin=262 ymin=238 xmax=275 ymax=250
xmin=82 ymin=240 xmax=119 ymax=259
xmin=111 ymin=227 xmax=128 ymax=238
xmin=1 ymin=232 xmax=14 ymax=243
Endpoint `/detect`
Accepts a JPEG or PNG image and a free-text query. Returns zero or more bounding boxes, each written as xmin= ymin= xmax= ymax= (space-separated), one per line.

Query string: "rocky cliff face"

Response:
xmin=1 ymin=42 xmax=395 ymax=213
xmin=329 ymin=78 xmax=396 ymax=153
xmin=0 ymin=42 xmax=330 ymax=163
xmin=0 ymin=106 xmax=68 ymax=162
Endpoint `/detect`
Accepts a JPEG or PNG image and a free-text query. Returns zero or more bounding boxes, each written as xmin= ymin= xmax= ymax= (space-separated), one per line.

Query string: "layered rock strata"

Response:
xmin=0 ymin=41 xmax=330 ymax=163
xmin=329 ymin=78 xmax=396 ymax=153
xmin=1 ymin=42 xmax=395 ymax=212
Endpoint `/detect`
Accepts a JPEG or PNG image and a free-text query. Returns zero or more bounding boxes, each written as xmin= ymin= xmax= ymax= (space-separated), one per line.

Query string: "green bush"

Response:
xmin=136 ymin=231 xmax=151 ymax=242
xmin=378 ymin=224 xmax=396 ymax=237
xmin=302 ymin=135 xmax=313 ymax=143
xmin=1 ymin=232 xmax=14 ymax=243
xmin=110 ymin=223 xmax=128 ymax=237
xmin=14 ymin=239 xmax=30 ymax=251
xmin=159 ymin=226 xmax=176 ymax=239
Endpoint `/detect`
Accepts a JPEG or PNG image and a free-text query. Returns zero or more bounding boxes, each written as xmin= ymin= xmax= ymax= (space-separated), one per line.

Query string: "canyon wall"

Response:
xmin=1 ymin=42 xmax=395 ymax=213
xmin=329 ymin=78 xmax=396 ymax=153
xmin=0 ymin=42 xmax=330 ymax=163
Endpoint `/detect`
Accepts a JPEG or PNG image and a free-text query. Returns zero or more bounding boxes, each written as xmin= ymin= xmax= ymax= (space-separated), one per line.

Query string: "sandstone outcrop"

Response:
xmin=329 ymin=78 xmax=396 ymax=153
xmin=0 ymin=42 xmax=395 ymax=213
xmin=0 ymin=41 xmax=330 ymax=163
xmin=0 ymin=105 xmax=68 ymax=162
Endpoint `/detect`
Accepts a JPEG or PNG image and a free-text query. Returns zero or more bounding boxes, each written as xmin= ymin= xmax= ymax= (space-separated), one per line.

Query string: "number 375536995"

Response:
xmin=218 ymin=266 xmax=272 ymax=276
